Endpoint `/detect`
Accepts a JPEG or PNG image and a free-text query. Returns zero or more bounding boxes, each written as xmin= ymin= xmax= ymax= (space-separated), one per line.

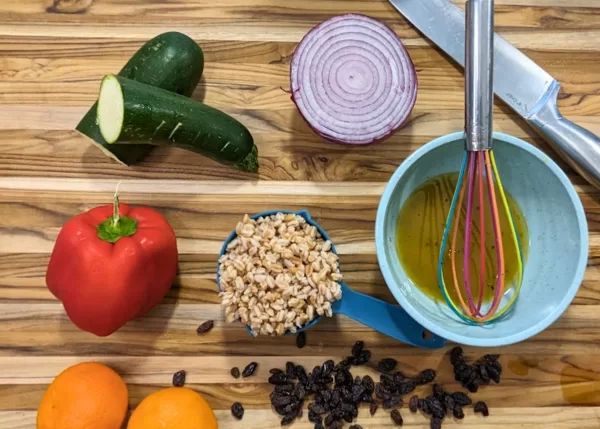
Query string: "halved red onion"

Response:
xmin=290 ymin=14 xmax=418 ymax=145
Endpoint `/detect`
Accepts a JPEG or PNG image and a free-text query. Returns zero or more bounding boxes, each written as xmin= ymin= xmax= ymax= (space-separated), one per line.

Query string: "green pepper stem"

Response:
xmin=97 ymin=181 xmax=138 ymax=244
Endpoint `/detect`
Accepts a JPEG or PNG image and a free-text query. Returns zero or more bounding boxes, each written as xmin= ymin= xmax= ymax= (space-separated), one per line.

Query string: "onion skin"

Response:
xmin=290 ymin=14 xmax=418 ymax=145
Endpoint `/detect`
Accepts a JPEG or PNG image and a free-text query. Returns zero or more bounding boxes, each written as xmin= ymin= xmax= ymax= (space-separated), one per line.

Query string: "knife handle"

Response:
xmin=529 ymin=81 xmax=600 ymax=188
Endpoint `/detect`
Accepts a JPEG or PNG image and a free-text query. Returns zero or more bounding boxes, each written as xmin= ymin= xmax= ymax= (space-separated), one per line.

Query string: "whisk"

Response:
xmin=437 ymin=0 xmax=524 ymax=325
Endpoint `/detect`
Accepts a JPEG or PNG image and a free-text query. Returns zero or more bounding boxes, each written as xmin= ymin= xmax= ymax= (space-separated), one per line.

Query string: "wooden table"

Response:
xmin=1 ymin=0 xmax=599 ymax=427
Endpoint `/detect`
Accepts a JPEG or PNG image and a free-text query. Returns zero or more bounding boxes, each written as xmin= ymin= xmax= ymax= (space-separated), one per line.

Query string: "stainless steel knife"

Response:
xmin=388 ymin=0 xmax=600 ymax=189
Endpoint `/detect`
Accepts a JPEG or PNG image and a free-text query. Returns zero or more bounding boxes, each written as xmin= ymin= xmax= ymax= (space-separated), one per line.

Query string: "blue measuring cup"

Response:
xmin=217 ymin=209 xmax=446 ymax=349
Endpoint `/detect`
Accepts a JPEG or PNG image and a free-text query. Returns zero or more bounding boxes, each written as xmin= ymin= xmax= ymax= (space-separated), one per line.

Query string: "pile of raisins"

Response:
xmin=230 ymin=343 xmax=499 ymax=428
xmin=450 ymin=346 xmax=502 ymax=392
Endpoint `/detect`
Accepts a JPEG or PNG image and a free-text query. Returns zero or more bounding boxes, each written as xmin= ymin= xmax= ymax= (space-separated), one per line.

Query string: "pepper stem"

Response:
xmin=113 ymin=181 xmax=121 ymax=227
xmin=97 ymin=181 xmax=138 ymax=244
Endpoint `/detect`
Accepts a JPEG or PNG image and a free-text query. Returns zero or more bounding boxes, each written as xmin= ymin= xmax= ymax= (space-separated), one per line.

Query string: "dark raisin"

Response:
xmin=378 ymin=358 xmax=398 ymax=373
xmin=351 ymin=384 xmax=366 ymax=401
xmin=444 ymin=395 xmax=455 ymax=412
xmin=362 ymin=375 xmax=375 ymax=393
xmin=383 ymin=396 xmax=403 ymax=409
xmin=398 ymin=380 xmax=417 ymax=395
xmin=369 ymin=401 xmax=378 ymax=416
xmin=430 ymin=417 xmax=442 ymax=429
xmin=296 ymin=331 xmax=307 ymax=348
xmin=330 ymin=390 xmax=341 ymax=407
xmin=478 ymin=364 xmax=490 ymax=383
xmin=427 ymin=397 xmax=445 ymax=419
xmin=483 ymin=354 xmax=500 ymax=363
xmin=321 ymin=390 xmax=332 ymax=404
xmin=196 ymin=320 xmax=214 ymax=334
xmin=351 ymin=341 xmax=364 ymax=357
xmin=324 ymin=413 xmax=336 ymax=426
xmin=380 ymin=373 xmax=394 ymax=387
xmin=309 ymin=403 xmax=328 ymax=415
xmin=393 ymin=371 xmax=407 ymax=384
xmin=230 ymin=367 xmax=241 ymax=379
xmin=354 ymin=350 xmax=371 ymax=365
xmin=242 ymin=362 xmax=258 ymax=378
xmin=312 ymin=366 xmax=323 ymax=379
xmin=474 ymin=401 xmax=489 ymax=416
xmin=354 ymin=375 xmax=362 ymax=385
xmin=335 ymin=359 xmax=351 ymax=371
xmin=275 ymin=383 xmax=294 ymax=394
xmin=231 ymin=402 xmax=244 ymax=420
xmin=285 ymin=362 xmax=297 ymax=380
xmin=309 ymin=410 xmax=323 ymax=424
xmin=453 ymin=406 xmax=465 ymax=419
xmin=416 ymin=369 xmax=436 ymax=385
xmin=272 ymin=395 xmax=293 ymax=407
xmin=452 ymin=392 xmax=472 ymax=406
xmin=329 ymin=421 xmax=343 ymax=429
xmin=268 ymin=372 xmax=288 ymax=385
xmin=297 ymin=366 xmax=309 ymax=384
xmin=450 ymin=346 xmax=464 ymax=365
xmin=466 ymin=381 xmax=479 ymax=393
xmin=335 ymin=369 xmax=349 ymax=386
xmin=343 ymin=412 xmax=353 ymax=423
xmin=281 ymin=413 xmax=296 ymax=426
xmin=391 ymin=409 xmax=403 ymax=426
xmin=172 ymin=370 xmax=186 ymax=387
xmin=270 ymin=368 xmax=284 ymax=375
xmin=419 ymin=398 xmax=431 ymax=415
xmin=295 ymin=384 xmax=306 ymax=400
xmin=433 ymin=383 xmax=444 ymax=398
xmin=349 ymin=426 xmax=363 ymax=429
xmin=315 ymin=424 xmax=325 ymax=429
xmin=487 ymin=364 xmax=501 ymax=383
xmin=319 ymin=359 xmax=334 ymax=377
xmin=361 ymin=393 xmax=373 ymax=403
xmin=297 ymin=407 xmax=303 ymax=418
xmin=409 ymin=395 xmax=419 ymax=412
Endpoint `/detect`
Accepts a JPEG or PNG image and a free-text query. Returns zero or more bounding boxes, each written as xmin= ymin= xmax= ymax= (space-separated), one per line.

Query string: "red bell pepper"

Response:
xmin=46 ymin=192 xmax=178 ymax=336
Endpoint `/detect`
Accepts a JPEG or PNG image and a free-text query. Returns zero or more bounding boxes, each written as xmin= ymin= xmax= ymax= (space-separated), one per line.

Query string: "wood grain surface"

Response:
xmin=1 ymin=0 xmax=599 ymax=428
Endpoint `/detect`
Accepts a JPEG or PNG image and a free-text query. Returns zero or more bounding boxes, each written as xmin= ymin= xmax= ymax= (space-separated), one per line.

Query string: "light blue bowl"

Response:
xmin=376 ymin=131 xmax=588 ymax=347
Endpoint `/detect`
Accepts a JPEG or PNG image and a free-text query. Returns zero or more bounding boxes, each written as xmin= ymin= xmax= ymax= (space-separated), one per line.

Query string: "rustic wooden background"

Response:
xmin=0 ymin=0 xmax=599 ymax=427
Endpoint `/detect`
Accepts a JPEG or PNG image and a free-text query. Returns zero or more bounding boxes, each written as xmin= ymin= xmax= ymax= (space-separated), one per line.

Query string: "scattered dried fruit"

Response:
xmin=172 ymin=370 xmax=186 ymax=387
xmin=409 ymin=395 xmax=419 ymax=412
xmin=378 ymin=358 xmax=397 ymax=373
xmin=474 ymin=401 xmax=489 ymax=417
xmin=453 ymin=406 xmax=465 ymax=419
xmin=416 ymin=369 xmax=436 ymax=385
xmin=258 ymin=341 xmax=498 ymax=428
xmin=242 ymin=362 xmax=258 ymax=378
xmin=391 ymin=409 xmax=403 ymax=426
xmin=196 ymin=320 xmax=214 ymax=334
xmin=230 ymin=367 xmax=241 ymax=379
xmin=296 ymin=332 xmax=307 ymax=349
xmin=231 ymin=402 xmax=244 ymax=420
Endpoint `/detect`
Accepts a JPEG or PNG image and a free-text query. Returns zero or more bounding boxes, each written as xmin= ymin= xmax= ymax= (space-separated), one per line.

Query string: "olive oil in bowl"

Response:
xmin=396 ymin=172 xmax=528 ymax=305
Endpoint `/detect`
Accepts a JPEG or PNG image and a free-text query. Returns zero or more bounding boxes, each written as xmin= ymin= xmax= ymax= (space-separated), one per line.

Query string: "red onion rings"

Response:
xmin=290 ymin=14 xmax=418 ymax=145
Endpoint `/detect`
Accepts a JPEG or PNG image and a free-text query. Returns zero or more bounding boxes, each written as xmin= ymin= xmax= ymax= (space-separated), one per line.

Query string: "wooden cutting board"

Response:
xmin=0 ymin=0 xmax=599 ymax=427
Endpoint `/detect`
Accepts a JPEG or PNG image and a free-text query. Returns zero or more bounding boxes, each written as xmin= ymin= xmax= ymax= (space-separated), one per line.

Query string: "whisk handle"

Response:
xmin=465 ymin=0 xmax=494 ymax=152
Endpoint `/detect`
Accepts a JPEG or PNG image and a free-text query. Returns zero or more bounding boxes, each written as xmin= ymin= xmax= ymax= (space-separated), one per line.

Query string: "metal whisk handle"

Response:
xmin=465 ymin=0 xmax=494 ymax=152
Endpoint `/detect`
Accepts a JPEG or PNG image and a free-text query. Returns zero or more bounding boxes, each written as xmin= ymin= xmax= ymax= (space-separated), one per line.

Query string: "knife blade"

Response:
xmin=388 ymin=0 xmax=600 ymax=189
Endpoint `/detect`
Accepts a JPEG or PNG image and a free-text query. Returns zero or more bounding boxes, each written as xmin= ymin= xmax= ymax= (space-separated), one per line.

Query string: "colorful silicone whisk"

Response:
xmin=437 ymin=0 xmax=524 ymax=325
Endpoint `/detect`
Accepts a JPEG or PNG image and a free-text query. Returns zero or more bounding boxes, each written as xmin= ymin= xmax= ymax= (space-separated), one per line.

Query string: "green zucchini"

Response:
xmin=76 ymin=32 xmax=204 ymax=165
xmin=97 ymin=74 xmax=258 ymax=172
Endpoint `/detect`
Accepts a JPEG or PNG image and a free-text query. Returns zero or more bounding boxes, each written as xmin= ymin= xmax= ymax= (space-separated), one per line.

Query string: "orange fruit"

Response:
xmin=127 ymin=387 xmax=218 ymax=429
xmin=37 ymin=362 xmax=128 ymax=429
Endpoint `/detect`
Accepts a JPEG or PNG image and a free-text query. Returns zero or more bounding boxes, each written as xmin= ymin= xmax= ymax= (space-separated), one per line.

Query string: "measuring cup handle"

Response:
xmin=335 ymin=286 xmax=446 ymax=349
